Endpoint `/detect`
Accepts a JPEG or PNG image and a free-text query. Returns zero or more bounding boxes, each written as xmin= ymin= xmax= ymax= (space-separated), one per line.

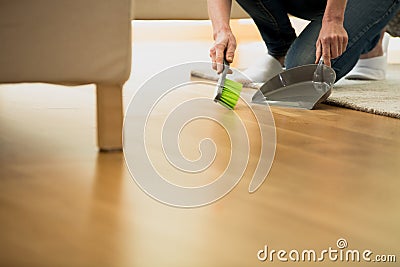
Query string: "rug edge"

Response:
xmin=324 ymin=99 xmax=400 ymax=119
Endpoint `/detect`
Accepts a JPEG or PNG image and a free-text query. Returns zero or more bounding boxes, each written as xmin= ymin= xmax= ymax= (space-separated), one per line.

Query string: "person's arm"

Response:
xmin=207 ymin=0 xmax=237 ymax=73
xmin=315 ymin=0 xmax=349 ymax=66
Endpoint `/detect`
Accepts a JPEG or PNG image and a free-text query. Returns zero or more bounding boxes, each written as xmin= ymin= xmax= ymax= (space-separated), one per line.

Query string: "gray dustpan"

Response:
xmin=252 ymin=64 xmax=336 ymax=109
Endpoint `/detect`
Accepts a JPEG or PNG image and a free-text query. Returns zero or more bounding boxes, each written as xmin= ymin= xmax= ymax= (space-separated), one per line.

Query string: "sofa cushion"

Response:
xmin=0 ymin=0 xmax=131 ymax=85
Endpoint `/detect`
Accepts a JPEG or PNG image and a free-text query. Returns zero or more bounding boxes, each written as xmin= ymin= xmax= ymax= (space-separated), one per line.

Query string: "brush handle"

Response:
xmin=214 ymin=58 xmax=230 ymax=101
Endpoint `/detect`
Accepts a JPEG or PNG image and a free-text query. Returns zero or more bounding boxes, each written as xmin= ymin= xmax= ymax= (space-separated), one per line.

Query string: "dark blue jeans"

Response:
xmin=235 ymin=0 xmax=400 ymax=80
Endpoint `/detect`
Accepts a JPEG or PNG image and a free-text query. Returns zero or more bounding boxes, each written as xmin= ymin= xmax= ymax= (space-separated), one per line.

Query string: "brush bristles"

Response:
xmin=217 ymin=79 xmax=243 ymax=109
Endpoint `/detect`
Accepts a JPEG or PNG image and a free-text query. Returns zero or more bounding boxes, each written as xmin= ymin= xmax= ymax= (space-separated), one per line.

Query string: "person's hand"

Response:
xmin=315 ymin=21 xmax=348 ymax=67
xmin=209 ymin=29 xmax=237 ymax=73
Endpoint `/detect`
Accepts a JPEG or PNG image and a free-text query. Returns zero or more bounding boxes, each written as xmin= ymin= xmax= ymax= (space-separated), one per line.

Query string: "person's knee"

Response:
xmin=285 ymin=48 xmax=316 ymax=69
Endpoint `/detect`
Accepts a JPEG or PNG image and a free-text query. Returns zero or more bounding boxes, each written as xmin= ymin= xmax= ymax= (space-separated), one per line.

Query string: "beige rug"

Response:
xmin=192 ymin=64 xmax=400 ymax=119
xmin=326 ymin=64 xmax=400 ymax=119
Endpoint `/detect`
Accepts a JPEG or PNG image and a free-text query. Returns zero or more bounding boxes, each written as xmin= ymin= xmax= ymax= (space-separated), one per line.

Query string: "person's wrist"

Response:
xmin=213 ymin=26 xmax=232 ymax=40
xmin=322 ymin=15 xmax=344 ymax=25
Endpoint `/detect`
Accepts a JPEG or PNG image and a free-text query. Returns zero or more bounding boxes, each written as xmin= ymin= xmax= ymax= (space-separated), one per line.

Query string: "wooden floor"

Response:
xmin=1 ymin=21 xmax=399 ymax=267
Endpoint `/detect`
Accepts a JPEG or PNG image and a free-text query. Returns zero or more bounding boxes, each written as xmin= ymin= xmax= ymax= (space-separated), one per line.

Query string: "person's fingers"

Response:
xmin=330 ymin=37 xmax=340 ymax=59
xmin=333 ymin=36 xmax=348 ymax=59
xmin=337 ymin=38 xmax=343 ymax=57
xmin=323 ymin=52 xmax=331 ymax=67
xmin=336 ymin=35 xmax=348 ymax=58
xmin=225 ymin=40 xmax=236 ymax=63
xmin=215 ymin=43 xmax=226 ymax=73
xmin=341 ymin=35 xmax=348 ymax=55
xmin=315 ymin=40 xmax=322 ymax=64
xmin=321 ymin=38 xmax=331 ymax=67
xmin=210 ymin=47 xmax=217 ymax=70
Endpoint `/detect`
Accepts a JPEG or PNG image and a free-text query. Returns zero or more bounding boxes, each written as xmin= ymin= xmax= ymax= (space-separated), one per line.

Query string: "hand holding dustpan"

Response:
xmin=252 ymin=62 xmax=336 ymax=109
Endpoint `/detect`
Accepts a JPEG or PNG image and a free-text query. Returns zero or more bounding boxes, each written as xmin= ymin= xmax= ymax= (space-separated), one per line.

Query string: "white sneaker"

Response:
xmin=232 ymin=54 xmax=283 ymax=84
xmin=346 ymin=33 xmax=390 ymax=80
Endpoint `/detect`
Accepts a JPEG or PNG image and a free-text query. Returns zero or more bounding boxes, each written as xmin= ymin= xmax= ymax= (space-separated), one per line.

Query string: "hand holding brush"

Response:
xmin=214 ymin=58 xmax=243 ymax=110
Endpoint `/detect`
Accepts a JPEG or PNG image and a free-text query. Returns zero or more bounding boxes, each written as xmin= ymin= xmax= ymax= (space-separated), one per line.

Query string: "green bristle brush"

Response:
xmin=214 ymin=58 xmax=243 ymax=110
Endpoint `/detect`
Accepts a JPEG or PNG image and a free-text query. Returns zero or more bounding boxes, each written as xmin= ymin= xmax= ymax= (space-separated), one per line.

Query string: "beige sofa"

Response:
xmin=0 ymin=0 xmax=246 ymax=151
xmin=0 ymin=0 xmax=132 ymax=151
